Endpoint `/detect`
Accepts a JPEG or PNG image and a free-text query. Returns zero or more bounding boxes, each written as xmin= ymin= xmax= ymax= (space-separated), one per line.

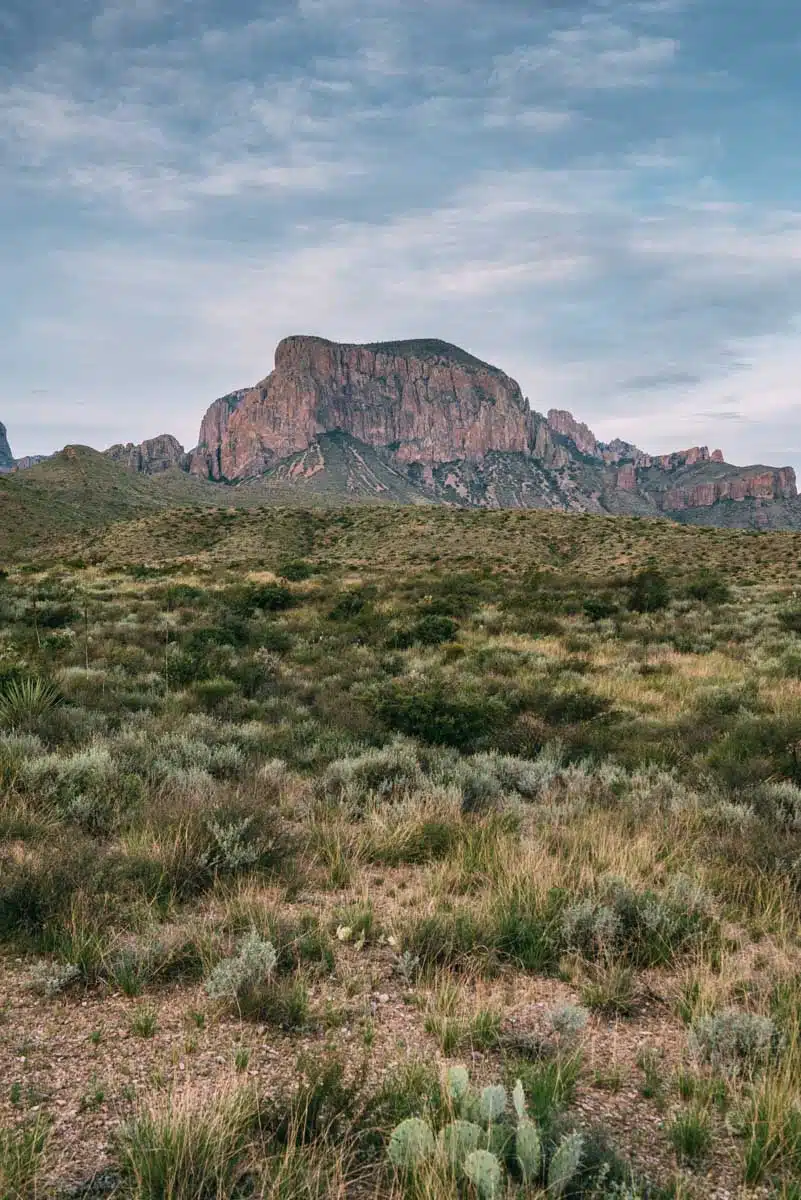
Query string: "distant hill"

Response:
xmin=0 ymin=445 xmax=240 ymax=559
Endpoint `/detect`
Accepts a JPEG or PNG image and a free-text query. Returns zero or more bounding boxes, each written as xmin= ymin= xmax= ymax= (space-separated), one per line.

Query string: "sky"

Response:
xmin=2 ymin=0 xmax=801 ymax=468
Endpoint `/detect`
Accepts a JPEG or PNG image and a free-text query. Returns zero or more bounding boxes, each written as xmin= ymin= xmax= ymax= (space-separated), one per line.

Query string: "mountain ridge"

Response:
xmin=4 ymin=334 xmax=798 ymax=530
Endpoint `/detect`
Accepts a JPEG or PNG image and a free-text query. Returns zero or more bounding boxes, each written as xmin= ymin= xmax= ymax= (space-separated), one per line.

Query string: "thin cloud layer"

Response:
xmin=2 ymin=0 xmax=800 ymax=470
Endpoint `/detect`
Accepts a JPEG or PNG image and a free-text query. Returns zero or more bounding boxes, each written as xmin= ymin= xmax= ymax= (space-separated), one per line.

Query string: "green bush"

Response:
xmin=279 ymin=559 xmax=314 ymax=581
xmin=391 ymin=614 xmax=459 ymax=649
xmin=226 ymin=583 xmax=295 ymax=616
xmin=583 ymin=596 xmax=618 ymax=622
xmin=374 ymin=681 xmax=510 ymax=749
xmin=686 ymin=570 xmax=731 ymax=605
xmin=627 ymin=567 xmax=670 ymax=613
xmin=328 ymin=590 xmax=371 ymax=621
xmin=0 ymin=677 xmax=63 ymax=731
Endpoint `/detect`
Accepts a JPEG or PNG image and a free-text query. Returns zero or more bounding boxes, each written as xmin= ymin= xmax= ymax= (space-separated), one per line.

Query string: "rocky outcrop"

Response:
xmin=657 ymin=468 xmax=797 ymax=512
xmin=651 ymin=446 xmax=725 ymax=471
xmin=547 ymin=410 xmax=600 ymax=459
xmin=0 ymin=422 xmax=13 ymax=470
xmin=105 ymin=434 xmax=187 ymax=475
xmin=189 ymin=390 xmax=250 ymax=479
xmin=191 ymin=337 xmax=541 ymax=481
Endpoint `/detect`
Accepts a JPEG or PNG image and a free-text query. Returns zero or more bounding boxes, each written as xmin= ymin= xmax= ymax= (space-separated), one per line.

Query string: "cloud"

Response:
xmin=2 ymin=0 xmax=801 ymax=476
xmin=621 ymin=371 xmax=703 ymax=390
xmin=491 ymin=16 xmax=678 ymax=92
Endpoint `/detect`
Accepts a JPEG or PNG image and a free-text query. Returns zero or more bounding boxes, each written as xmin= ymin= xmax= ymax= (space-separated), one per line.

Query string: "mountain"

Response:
xmin=188 ymin=336 xmax=539 ymax=481
xmin=185 ymin=335 xmax=798 ymax=526
xmin=4 ymin=336 xmax=799 ymax=534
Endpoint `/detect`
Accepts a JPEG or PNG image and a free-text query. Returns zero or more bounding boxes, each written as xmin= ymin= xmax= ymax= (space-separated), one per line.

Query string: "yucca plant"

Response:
xmin=0 ymin=677 xmax=62 ymax=730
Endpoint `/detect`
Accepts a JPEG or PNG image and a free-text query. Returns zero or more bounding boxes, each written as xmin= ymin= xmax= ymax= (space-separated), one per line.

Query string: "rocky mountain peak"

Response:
xmin=190 ymin=335 xmax=538 ymax=481
xmin=105 ymin=434 xmax=187 ymax=475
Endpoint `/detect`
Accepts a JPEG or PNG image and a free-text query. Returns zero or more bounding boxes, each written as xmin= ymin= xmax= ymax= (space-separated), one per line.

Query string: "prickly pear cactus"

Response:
xmin=515 ymin=1118 xmax=542 ymax=1183
xmin=512 ymin=1078 xmax=527 ymax=1121
xmin=464 ymin=1148 xmax=503 ymax=1198
xmin=438 ymin=1120 xmax=484 ymax=1168
xmin=388 ymin=1117 xmax=436 ymax=1172
xmin=446 ymin=1064 xmax=471 ymax=1108
xmin=548 ymin=1130 xmax=584 ymax=1196
xmin=479 ymin=1084 xmax=507 ymax=1125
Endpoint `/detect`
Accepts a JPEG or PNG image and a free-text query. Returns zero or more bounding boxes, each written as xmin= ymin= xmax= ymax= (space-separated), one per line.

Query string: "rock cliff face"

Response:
xmin=547 ymin=410 xmax=600 ymax=459
xmin=0 ymin=422 xmax=13 ymax=470
xmin=89 ymin=333 xmax=794 ymax=529
xmin=655 ymin=468 xmax=797 ymax=511
xmin=106 ymin=434 xmax=187 ymax=474
xmin=189 ymin=390 xmax=250 ymax=479
xmin=190 ymin=337 xmax=540 ymax=480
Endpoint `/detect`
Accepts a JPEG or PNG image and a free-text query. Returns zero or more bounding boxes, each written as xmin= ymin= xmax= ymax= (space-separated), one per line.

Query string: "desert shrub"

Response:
xmin=221 ymin=908 xmax=336 ymax=976
xmin=254 ymin=624 xmax=293 ymax=653
xmin=706 ymin=713 xmax=801 ymax=788
xmin=164 ymin=584 xmax=207 ymax=611
xmin=778 ymin=607 xmax=801 ymax=634
xmin=36 ymin=601 xmax=79 ymax=630
xmin=19 ymin=745 xmax=143 ymax=835
xmin=528 ymin=686 xmax=610 ymax=726
xmin=408 ymin=571 xmax=489 ymax=618
xmin=328 ymin=590 xmax=371 ymax=621
xmin=391 ymin=614 xmax=459 ymax=649
xmin=690 ymin=1010 xmax=783 ymax=1073
xmin=583 ymin=596 xmax=618 ymax=622
xmin=561 ymin=875 xmax=716 ymax=969
xmin=205 ymin=930 xmax=278 ymax=1006
xmin=374 ymin=680 xmax=510 ymax=749
xmin=686 ymin=570 xmax=731 ymax=605
xmin=627 ymin=567 xmax=670 ymax=613
xmin=226 ymin=583 xmax=295 ymax=616
xmin=752 ymin=780 xmax=801 ymax=830
xmin=321 ymin=739 xmax=424 ymax=804
xmin=279 ymin=559 xmax=314 ymax=581
xmin=191 ymin=677 xmax=239 ymax=713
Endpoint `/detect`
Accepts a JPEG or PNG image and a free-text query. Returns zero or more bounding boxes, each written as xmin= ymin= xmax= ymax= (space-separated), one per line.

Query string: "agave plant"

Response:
xmin=0 ymin=677 xmax=62 ymax=730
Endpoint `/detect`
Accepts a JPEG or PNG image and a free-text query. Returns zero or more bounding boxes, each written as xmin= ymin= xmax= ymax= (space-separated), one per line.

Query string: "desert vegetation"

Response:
xmin=2 ymin=504 xmax=801 ymax=1197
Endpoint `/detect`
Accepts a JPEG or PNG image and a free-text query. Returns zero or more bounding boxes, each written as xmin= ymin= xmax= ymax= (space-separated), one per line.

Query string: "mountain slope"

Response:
xmin=0 ymin=445 xmax=235 ymax=559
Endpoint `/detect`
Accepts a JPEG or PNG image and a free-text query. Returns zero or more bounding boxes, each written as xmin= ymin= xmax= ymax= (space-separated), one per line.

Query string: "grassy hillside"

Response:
xmin=2 ymin=501 xmax=801 ymax=1196
xmin=23 ymin=500 xmax=801 ymax=595
xmin=0 ymin=446 xmax=286 ymax=560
